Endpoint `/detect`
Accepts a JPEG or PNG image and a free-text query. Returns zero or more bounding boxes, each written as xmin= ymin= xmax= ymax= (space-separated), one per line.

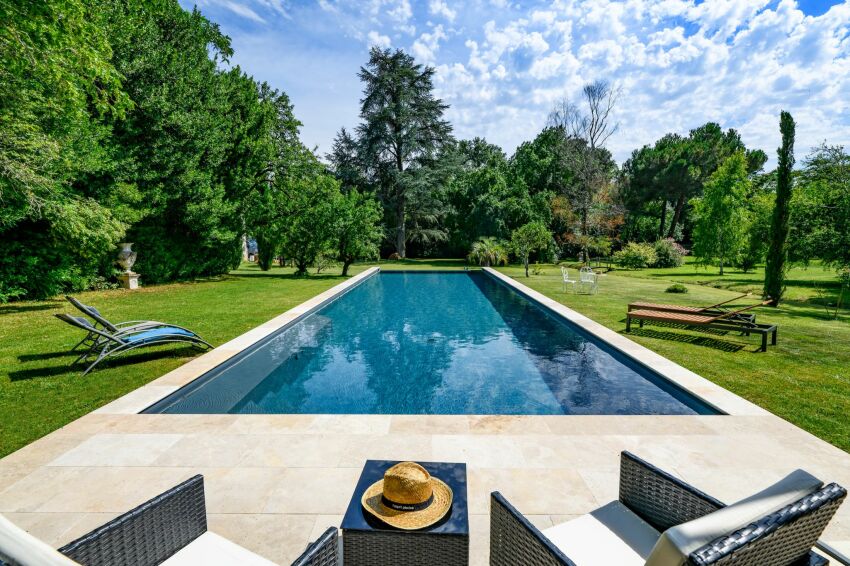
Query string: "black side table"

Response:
xmin=341 ymin=460 xmax=469 ymax=566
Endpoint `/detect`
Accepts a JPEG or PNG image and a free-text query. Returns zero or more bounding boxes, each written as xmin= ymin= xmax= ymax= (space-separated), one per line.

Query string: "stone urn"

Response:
xmin=116 ymin=243 xmax=140 ymax=289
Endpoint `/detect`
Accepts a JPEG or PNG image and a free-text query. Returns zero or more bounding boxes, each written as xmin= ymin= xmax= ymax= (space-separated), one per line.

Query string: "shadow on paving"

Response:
xmin=8 ymin=345 xmax=199 ymax=381
xmin=624 ymin=327 xmax=747 ymax=353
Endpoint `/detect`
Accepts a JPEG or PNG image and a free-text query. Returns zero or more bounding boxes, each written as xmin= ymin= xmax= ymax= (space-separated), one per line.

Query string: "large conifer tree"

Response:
xmin=764 ymin=111 xmax=796 ymax=306
xmin=356 ymin=47 xmax=452 ymax=257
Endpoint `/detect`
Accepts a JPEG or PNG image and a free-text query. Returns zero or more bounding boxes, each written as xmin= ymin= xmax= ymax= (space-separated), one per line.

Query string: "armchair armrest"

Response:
xmin=619 ymin=451 xmax=724 ymax=532
xmin=689 ymin=483 xmax=846 ymax=566
xmin=58 ymin=475 xmax=207 ymax=566
xmin=490 ymin=492 xmax=575 ymax=566
xmin=291 ymin=527 xmax=339 ymax=566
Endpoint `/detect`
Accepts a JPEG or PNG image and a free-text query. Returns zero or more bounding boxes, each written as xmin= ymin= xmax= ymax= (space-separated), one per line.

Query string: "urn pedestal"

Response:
xmin=116 ymin=243 xmax=140 ymax=290
xmin=118 ymin=272 xmax=140 ymax=289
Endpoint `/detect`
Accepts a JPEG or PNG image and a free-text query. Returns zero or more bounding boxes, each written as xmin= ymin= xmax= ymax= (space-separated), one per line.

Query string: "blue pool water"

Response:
xmin=145 ymin=272 xmax=717 ymax=415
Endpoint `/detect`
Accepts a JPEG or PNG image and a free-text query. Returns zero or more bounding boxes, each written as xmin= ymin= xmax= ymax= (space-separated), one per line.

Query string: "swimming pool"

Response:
xmin=144 ymin=271 xmax=718 ymax=415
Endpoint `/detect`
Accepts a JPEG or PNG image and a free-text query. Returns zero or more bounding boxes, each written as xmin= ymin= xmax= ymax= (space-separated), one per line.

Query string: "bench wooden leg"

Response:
xmin=761 ymin=332 xmax=768 ymax=352
xmin=772 ymin=328 xmax=777 ymax=345
xmin=626 ymin=317 xmax=632 ymax=332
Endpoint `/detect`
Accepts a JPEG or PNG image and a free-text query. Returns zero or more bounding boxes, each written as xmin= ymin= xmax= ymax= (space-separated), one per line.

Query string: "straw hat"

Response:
xmin=361 ymin=462 xmax=453 ymax=530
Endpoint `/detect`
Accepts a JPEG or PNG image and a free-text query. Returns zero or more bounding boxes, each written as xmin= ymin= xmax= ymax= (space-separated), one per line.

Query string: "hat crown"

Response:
xmin=382 ymin=462 xmax=433 ymax=505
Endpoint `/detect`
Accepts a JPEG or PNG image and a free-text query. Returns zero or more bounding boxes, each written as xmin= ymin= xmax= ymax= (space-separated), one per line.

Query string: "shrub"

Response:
xmin=653 ymin=238 xmax=684 ymax=268
xmin=467 ymin=237 xmax=509 ymax=267
xmin=614 ymin=242 xmax=657 ymax=269
xmin=666 ymin=283 xmax=688 ymax=294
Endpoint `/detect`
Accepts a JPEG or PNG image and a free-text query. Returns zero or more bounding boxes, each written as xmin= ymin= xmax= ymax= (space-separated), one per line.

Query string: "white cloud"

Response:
xmin=368 ymin=30 xmax=392 ymax=48
xmin=412 ymin=25 xmax=447 ymax=63
xmin=429 ymin=0 xmax=456 ymax=22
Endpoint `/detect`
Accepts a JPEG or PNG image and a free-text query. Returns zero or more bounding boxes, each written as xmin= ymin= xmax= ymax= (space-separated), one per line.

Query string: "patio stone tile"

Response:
xmin=240 ymin=434 xmax=349 ymax=467
xmin=468 ymin=513 xmax=490 ymax=566
xmin=105 ymin=414 xmax=237 ymax=435
xmin=54 ymin=414 xmax=122 ymax=436
xmin=263 ymin=467 xmax=362 ymax=515
xmin=308 ymin=515 xmax=343 ymax=543
xmin=306 ymin=414 xmax=391 ymax=435
xmin=150 ymin=349 xmax=238 ymax=386
xmin=520 ymin=435 xmax=625 ymax=470
xmin=0 ymin=512 xmax=103 ymax=548
xmin=92 ymin=386 xmax=178 ymax=414
xmin=152 ymin=434 xmax=259 ymax=468
xmin=543 ymin=415 xmax=714 ymax=436
xmin=0 ymin=434 xmax=88 ymax=468
xmin=207 ymin=513 xmax=316 ymax=565
xmin=49 ymin=434 xmax=183 ymax=467
xmin=390 ymin=415 xmax=470 ymax=434
xmin=466 ymin=468 xmax=596 ymax=515
xmin=576 ymin=468 xmax=621 ymax=506
xmin=467 ymin=415 xmax=551 ymax=435
xmin=0 ymin=467 xmax=86 ymax=512
xmin=35 ymin=467 xmax=195 ymax=513
xmin=432 ymin=435 xmax=526 ymax=469
xmin=0 ymin=465 xmax=34 ymax=492
xmin=337 ymin=434 xmax=434 ymax=468
xmin=201 ymin=467 xmax=284 ymax=514
xmin=226 ymin=414 xmax=318 ymax=435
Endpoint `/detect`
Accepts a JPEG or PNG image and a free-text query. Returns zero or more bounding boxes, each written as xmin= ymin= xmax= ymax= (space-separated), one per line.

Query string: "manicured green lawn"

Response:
xmin=1 ymin=257 xmax=847 ymax=458
xmin=497 ymin=260 xmax=850 ymax=451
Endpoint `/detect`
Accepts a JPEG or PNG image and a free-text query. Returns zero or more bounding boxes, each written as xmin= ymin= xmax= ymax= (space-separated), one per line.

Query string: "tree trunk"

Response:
xmin=719 ymin=259 xmax=724 ymax=275
xmin=395 ymin=193 xmax=406 ymax=258
xmin=524 ymin=256 xmax=529 ymax=277
xmin=659 ymin=200 xmax=667 ymax=239
xmin=667 ymin=193 xmax=686 ymax=239
xmin=342 ymin=259 xmax=352 ymax=277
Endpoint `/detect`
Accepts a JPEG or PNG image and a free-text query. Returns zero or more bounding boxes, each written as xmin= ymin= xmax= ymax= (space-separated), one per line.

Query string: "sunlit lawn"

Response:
xmin=1 ymin=257 xmax=848 ymax=458
xmin=498 ymin=259 xmax=850 ymax=452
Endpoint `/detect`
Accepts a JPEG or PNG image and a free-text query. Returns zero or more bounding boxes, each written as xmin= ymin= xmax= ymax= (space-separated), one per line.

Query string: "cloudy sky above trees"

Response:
xmin=179 ymin=0 xmax=849 ymax=165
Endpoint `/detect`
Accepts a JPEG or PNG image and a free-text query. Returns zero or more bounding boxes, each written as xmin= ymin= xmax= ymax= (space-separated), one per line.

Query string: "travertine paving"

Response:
xmin=2 ymin=269 xmax=848 ymax=564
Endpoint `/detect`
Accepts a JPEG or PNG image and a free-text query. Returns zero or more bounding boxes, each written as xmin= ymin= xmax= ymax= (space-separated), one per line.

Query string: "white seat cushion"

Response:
xmin=542 ymin=501 xmax=661 ymax=566
xmin=163 ymin=532 xmax=277 ymax=566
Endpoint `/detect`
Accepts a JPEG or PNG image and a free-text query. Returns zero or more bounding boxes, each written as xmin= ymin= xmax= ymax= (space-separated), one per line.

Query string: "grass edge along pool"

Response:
xmin=143 ymin=270 xmax=720 ymax=416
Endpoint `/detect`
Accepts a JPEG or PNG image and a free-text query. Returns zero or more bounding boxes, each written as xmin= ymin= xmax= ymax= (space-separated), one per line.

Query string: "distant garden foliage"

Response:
xmin=2 ymin=2 xmax=849 ymax=301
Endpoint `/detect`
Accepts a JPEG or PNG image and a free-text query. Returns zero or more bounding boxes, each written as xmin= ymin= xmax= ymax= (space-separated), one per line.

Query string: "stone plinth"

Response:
xmin=118 ymin=272 xmax=140 ymax=290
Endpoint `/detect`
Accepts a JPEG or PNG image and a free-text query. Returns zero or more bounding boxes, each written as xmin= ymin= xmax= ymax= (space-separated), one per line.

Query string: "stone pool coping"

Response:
xmin=2 ymin=267 xmax=848 ymax=564
xmin=482 ymin=267 xmax=769 ymax=417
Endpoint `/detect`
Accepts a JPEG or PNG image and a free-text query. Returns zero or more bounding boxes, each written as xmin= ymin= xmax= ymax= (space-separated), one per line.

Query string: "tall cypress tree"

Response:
xmin=763 ymin=111 xmax=796 ymax=306
xmin=356 ymin=47 xmax=452 ymax=258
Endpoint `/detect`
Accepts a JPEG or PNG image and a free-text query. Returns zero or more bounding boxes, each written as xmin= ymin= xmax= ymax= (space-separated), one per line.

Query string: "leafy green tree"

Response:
xmin=468 ymin=237 xmax=509 ymax=267
xmin=692 ymin=152 xmax=751 ymax=275
xmin=335 ymin=191 xmax=383 ymax=276
xmin=511 ymin=222 xmax=552 ymax=277
xmin=356 ymin=47 xmax=453 ymax=257
xmin=327 ymin=127 xmax=366 ymax=193
xmin=790 ymin=144 xmax=850 ymax=313
xmin=738 ymin=191 xmax=774 ymax=273
xmin=764 ymin=112 xmax=796 ymax=305
xmin=280 ymin=174 xmax=340 ymax=275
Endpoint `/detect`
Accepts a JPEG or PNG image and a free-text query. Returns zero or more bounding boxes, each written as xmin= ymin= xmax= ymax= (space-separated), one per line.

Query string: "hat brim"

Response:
xmin=361 ymin=477 xmax=453 ymax=531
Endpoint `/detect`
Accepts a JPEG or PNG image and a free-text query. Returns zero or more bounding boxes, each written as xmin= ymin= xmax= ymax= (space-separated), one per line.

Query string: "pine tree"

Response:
xmin=356 ymin=47 xmax=452 ymax=257
xmin=764 ymin=111 xmax=796 ymax=306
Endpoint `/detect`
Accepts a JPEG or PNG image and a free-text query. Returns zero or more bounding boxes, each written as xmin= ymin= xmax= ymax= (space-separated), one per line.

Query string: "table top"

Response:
xmin=341 ymin=460 xmax=469 ymax=535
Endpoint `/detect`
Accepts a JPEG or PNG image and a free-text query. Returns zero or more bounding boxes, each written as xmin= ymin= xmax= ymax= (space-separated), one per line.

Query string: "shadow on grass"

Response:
xmin=229 ymin=271 xmax=345 ymax=281
xmin=18 ymin=350 xmax=81 ymax=362
xmin=0 ymin=301 xmax=63 ymax=314
xmin=8 ymin=345 xmax=198 ymax=381
xmin=624 ymin=327 xmax=746 ymax=353
xmin=618 ymin=318 xmax=732 ymax=336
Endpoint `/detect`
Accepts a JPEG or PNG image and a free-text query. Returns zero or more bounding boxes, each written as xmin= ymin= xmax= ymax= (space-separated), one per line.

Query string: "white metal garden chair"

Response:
xmin=578 ymin=266 xmax=599 ymax=295
xmin=561 ymin=266 xmax=577 ymax=293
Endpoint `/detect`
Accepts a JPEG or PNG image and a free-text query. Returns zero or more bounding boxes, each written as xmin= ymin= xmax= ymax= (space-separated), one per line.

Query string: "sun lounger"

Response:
xmin=66 ymin=296 xmax=170 ymax=334
xmin=628 ymin=294 xmax=756 ymax=320
xmin=626 ymin=301 xmax=776 ymax=351
xmin=55 ymin=313 xmax=212 ymax=375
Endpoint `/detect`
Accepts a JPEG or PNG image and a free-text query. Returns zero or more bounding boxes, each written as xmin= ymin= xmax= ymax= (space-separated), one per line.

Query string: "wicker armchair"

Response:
xmin=490 ymin=451 xmax=847 ymax=566
xmin=52 ymin=475 xmax=339 ymax=566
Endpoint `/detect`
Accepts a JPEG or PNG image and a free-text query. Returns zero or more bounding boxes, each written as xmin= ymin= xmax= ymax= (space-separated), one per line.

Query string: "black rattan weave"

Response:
xmin=619 ymin=450 xmax=725 ymax=531
xmin=343 ymin=529 xmax=468 ymax=566
xmin=58 ymin=475 xmax=206 ymax=566
xmin=489 ymin=492 xmax=575 ymax=566
xmin=690 ymin=483 xmax=846 ymax=565
xmin=292 ymin=527 xmax=340 ymax=566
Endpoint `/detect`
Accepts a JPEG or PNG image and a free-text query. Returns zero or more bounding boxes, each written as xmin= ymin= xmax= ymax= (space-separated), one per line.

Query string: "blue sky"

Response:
xmin=179 ymin=0 xmax=850 ymax=166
